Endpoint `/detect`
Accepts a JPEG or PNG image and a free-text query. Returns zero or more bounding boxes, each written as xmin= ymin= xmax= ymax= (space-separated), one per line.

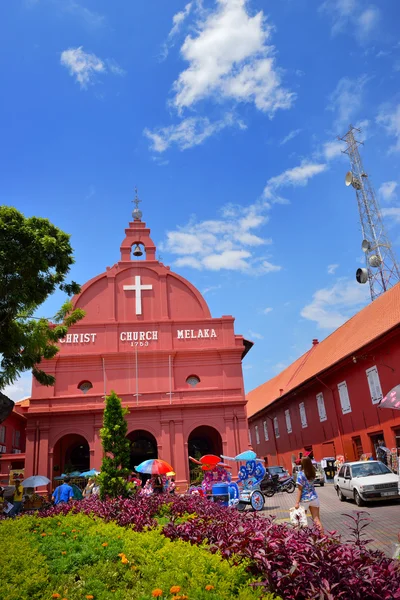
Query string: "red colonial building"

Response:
xmin=247 ymin=282 xmax=400 ymax=472
xmin=0 ymin=404 xmax=26 ymax=484
xmin=1 ymin=207 xmax=252 ymax=490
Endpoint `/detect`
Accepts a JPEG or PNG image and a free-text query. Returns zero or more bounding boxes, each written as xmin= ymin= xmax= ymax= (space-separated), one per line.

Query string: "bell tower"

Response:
xmin=120 ymin=189 xmax=157 ymax=262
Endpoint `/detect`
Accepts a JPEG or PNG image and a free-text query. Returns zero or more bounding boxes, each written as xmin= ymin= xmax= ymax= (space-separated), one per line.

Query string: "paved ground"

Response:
xmin=257 ymin=483 xmax=400 ymax=557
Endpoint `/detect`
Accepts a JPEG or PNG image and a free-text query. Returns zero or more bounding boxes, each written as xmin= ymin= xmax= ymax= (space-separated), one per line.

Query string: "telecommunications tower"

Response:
xmin=340 ymin=125 xmax=400 ymax=301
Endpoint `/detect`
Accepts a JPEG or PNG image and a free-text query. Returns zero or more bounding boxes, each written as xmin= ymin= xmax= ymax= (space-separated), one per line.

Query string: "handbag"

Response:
xmin=289 ymin=506 xmax=308 ymax=528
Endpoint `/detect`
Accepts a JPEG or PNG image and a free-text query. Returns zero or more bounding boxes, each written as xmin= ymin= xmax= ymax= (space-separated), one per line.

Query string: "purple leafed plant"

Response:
xmin=21 ymin=494 xmax=400 ymax=599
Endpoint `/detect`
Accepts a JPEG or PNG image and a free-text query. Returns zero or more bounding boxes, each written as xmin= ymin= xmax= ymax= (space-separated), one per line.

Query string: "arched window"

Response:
xmin=186 ymin=375 xmax=200 ymax=387
xmin=77 ymin=381 xmax=93 ymax=394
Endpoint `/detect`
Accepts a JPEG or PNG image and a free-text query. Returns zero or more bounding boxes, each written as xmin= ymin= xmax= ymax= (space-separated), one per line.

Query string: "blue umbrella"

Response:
xmin=221 ymin=451 xmax=261 ymax=462
xmin=80 ymin=469 xmax=100 ymax=478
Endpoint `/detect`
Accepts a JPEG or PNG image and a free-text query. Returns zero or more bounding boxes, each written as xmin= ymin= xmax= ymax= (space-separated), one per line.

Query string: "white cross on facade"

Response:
xmin=123 ymin=276 xmax=153 ymax=315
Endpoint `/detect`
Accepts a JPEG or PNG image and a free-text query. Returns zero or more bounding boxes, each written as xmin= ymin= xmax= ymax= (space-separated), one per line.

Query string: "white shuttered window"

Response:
xmin=366 ymin=366 xmax=383 ymax=405
xmin=255 ymin=425 xmax=260 ymax=444
xmin=248 ymin=429 xmax=252 ymax=445
xmin=273 ymin=417 xmax=280 ymax=438
xmin=299 ymin=402 xmax=308 ymax=428
xmin=285 ymin=409 xmax=292 ymax=434
xmin=338 ymin=381 xmax=351 ymax=414
xmin=316 ymin=393 xmax=327 ymax=422
xmin=263 ymin=421 xmax=269 ymax=441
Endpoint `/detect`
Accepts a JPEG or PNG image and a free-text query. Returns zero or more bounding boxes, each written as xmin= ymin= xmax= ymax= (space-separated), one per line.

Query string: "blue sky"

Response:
xmin=2 ymin=0 xmax=400 ymax=401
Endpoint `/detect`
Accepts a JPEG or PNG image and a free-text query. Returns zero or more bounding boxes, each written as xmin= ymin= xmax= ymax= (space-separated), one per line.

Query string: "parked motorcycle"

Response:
xmin=260 ymin=473 xmax=295 ymax=496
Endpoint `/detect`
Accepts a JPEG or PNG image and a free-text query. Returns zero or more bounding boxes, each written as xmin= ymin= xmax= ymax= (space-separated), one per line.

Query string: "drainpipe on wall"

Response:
xmin=315 ymin=375 xmax=345 ymax=457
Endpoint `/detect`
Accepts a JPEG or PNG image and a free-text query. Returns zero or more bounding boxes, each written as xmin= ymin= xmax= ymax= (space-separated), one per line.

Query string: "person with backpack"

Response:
xmin=52 ymin=476 xmax=74 ymax=505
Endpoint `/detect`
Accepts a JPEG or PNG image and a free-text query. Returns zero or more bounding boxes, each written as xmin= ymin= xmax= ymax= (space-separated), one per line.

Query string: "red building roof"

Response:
xmin=247 ymin=282 xmax=400 ymax=418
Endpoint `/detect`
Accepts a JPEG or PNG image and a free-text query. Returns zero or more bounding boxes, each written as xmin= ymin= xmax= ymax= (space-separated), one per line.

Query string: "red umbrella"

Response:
xmin=200 ymin=455 xmax=220 ymax=466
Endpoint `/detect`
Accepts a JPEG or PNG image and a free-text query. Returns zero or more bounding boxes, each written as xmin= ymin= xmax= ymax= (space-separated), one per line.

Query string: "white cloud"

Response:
xmin=320 ymin=1 xmax=380 ymax=40
xmin=202 ymin=284 xmax=222 ymax=295
xmin=263 ymin=307 xmax=273 ymax=314
xmin=280 ymin=129 xmax=302 ymax=146
xmin=249 ymin=330 xmax=264 ymax=340
xmin=144 ymin=114 xmax=243 ymax=153
xmin=2 ymin=372 xmax=32 ymax=401
xmin=260 ymin=260 xmax=282 ymax=273
xmin=377 ymin=103 xmax=400 ymax=153
xmin=29 ymin=0 xmax=105 ymax=28
xmin=264 ymin=160 xmax=327 ymax=201
xmin=379 ymin=181 xmax=398 ymax=202
xmin=172 ymin=0 xmax=294 ymax=115
xmin=163 ymin=203 xmax=281 ymax=274
xmin=301 ymin=278 xmax=369 ymax=329
xmin=60 ymin=47 xmax=124 ymax=89
xmin=357 ymin=6 xmax=380 ymax=38
xmin=323 ymin=139 xmax=346 ymax=160
xmin=381 ymin=207 xmax=400 ymax=224
xmin=327 ymin=75 xmax=369 ymax=132
xmin=63 ymin=0 xmax=105 ymax=28
xmin=327 ymin=263 xmax=339 ymax=274
xmin=161 ymin=2 xmax=193 ymax=59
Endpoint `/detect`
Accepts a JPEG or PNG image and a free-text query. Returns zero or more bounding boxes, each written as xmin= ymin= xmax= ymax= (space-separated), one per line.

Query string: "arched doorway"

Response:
xmin=127 ymin=430 xmax=158 ymax=471
xmin=53 ymin=434 xmax=90 ymax=476
xmin=188 ymin=425 xmax=223 ymax=485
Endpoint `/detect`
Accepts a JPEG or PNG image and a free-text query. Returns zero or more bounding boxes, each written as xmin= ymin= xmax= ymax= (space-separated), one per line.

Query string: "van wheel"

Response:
xmin=337 ymin=487 xmax=346 ymax=502
xmin=320 ymin=482 xmax=325 ymax=487
xmin=354 ymin=490 xmax=364 ymax=507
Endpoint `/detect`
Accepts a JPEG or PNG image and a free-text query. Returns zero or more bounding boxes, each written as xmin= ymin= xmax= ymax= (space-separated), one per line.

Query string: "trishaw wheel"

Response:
xmin=237 ymin=502 xmax=247 ymax=512
xmin=250 ymin=490 xmax=265 ymax=511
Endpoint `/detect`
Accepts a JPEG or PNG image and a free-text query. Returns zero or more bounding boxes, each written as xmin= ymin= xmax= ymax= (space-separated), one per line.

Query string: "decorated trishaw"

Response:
xmin=189 ymin=450 xmax=266 ymax=511
xmin=221 ymin=450 xmax=266 ymax=511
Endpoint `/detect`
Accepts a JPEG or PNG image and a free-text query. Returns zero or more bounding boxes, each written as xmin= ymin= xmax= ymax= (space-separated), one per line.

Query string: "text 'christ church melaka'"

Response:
xmin=23 ymin=199 xmax=252 ymax=488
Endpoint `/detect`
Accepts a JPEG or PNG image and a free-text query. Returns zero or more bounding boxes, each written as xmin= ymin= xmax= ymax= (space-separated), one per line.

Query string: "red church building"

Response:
xmin=1 ymin=206 xmax=252 ymax=490
xmin=247 ymin=282 xmax=400 ymax=472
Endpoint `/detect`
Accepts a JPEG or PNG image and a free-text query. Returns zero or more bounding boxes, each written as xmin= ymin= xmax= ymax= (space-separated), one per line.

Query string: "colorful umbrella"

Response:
xmin=380 ymin=384 xmax=400 ymax=410
xmin=135 ymin=459 xmax=174 ymax=475
xmin=166 ymin=471 xmax=176 ymax=477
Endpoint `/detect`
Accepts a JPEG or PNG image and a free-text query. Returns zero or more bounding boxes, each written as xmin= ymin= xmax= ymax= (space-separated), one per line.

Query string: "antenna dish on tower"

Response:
xmin=345 ymin=171 xmax=361 ymax=190
xmin=356 ymin=268 xmax=369 ymax=284
xmin=368 ymin=255 xmax=382 ymax=268
xmin=361 ymin=239 xmax=371 ymax=253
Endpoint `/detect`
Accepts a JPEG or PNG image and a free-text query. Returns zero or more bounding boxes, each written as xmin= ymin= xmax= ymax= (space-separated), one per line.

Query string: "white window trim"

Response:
xmin=263 ymin=420 xmax=269 ymax=441
xmin=366 ymin=365 xmax=383 ymax=405
xmin=248 ymin=428 xmax=252 ymax=445
xmin=285 ymin=409 xmax=292 ymax=434
xmin=316 ymin=392 xmax=327 ymax=422
xmin=273 ymin=417 xmax=280 ymax=438
xmin=299 ymin=402 xmax=308 ymax=428
xmin=338 ymin=381 xmax=352 ymax=414
xmin=255 ymin=425 xmax=260 ymax=445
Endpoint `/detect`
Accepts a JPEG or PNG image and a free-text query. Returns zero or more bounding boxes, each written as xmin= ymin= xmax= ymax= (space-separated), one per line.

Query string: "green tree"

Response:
xmin=0 ymin=206 xmax=84 ymax=389
xmin=98 ymin=391 xmax=131 ymax=499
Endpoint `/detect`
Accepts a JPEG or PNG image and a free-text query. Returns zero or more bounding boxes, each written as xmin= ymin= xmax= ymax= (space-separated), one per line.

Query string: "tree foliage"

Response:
xmin=0 ymin=206 xmax=84 ymax=389
xmin=98 ymin=391 xmax=131 ymax=499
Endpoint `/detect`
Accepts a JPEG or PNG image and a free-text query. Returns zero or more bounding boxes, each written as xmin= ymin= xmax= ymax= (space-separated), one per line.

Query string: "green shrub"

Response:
xmin=0 ymin=514 xmax=278 ymax=600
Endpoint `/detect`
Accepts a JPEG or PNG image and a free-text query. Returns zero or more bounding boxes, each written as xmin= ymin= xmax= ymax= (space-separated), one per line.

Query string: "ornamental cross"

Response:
xmin=123 ymin=275 xmax=152 ymax=316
